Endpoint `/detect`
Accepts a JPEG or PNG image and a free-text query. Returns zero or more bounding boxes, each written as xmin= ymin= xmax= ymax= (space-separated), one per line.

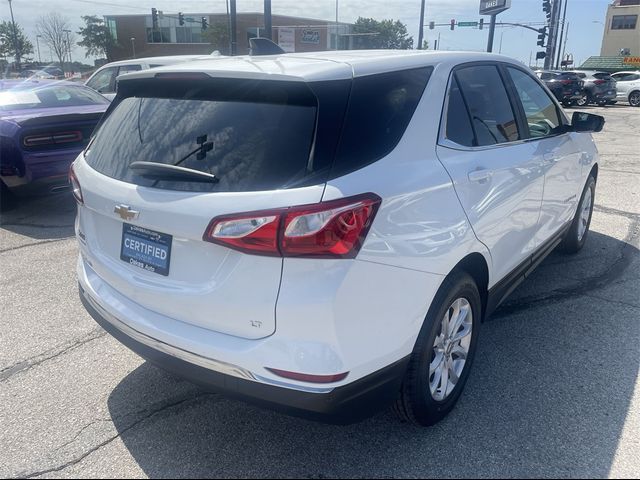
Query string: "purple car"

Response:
xmin=0 ymin=79 xmax=109 ymax=195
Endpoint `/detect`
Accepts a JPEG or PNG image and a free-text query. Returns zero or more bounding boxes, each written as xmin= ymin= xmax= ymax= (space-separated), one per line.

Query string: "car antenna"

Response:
xmin=249 ymin=38 xmax=286 ymax=56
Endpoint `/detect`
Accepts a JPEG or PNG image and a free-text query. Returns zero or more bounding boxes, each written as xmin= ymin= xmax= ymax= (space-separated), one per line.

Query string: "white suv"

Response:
xmin=72 ymin=51 xmax=604 ymax=426
xmin=611 ymin=70 xmax=640 ymax=106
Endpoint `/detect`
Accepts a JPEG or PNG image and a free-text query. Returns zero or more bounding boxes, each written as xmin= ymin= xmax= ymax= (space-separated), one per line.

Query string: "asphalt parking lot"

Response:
xmin=1 ymin=105 xmax=639 ymax=479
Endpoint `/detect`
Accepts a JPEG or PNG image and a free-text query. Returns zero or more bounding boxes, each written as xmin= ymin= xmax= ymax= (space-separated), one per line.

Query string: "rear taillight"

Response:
xmin=559 ymin=79 xmax=573 ymax=85
xmin=593 ymin=79 xmax=606 ymax=85
xmin=69 ymin=164 xmax=83 ymax=204
xmin=23 ymin=131 xmax=82 ymax=147
xmin=203 ymin=193 xmax=381 ymax=258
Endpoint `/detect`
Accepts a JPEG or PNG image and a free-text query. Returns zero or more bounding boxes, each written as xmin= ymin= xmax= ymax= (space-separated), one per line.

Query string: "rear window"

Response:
xmin=85 ymin=83 xmax=318 ymax=193
xmin=86 ymin=68 xmax=432 ymax=192
xmin=0 ymin=85 xmax=109 ymax=111
xmin=592 ymin=72 xmax=611 ymax=80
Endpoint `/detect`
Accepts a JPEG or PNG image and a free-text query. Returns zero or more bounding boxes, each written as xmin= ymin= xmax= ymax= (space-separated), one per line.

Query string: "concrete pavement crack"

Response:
xmin=17 ymin=393 xmax=216 ymax=479
xmin=0 ymin=329 xmax=107 ymax=383
xmin=0 ymin=237 xmax=73 ymax=254
xmin=593 ymin=204 xmax=639 ymax=221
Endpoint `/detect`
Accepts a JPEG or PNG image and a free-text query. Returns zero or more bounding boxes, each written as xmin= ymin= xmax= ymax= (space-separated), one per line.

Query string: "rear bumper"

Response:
xmin=2 ymin=148 xmax=80 ymax=195
xmin=80 ymin=283 xmax=409 ymax=424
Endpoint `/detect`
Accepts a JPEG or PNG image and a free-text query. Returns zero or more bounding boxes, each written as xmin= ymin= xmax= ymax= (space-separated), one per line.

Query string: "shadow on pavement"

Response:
xmin=106 ymin=229 xmax=640 ymax=478
xmin=0 ymin=191 xmax=76 ymax=240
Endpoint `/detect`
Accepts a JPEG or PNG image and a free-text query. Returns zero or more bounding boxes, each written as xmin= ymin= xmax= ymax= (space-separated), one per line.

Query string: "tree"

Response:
xmin=37 ymin=13 xmax=75 ymax=71
xmin=0 ymin=21 xmax=34 ymax=64
xmin=77 ymin=15 xmax=117 ymax=62
xmin=352 ymin=17 xmax=413 ymax=50
xmin=202 ymin=21 xmax=230 ymax=54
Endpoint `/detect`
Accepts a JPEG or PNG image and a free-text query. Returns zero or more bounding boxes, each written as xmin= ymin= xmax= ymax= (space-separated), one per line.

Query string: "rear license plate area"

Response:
xmin=120 ymin=223 xmax=172 ymax=276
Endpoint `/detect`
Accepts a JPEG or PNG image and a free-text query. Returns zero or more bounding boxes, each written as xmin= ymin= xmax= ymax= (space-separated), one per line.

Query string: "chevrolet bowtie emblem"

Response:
xmin=114 ymin=204 xmax=140 ymax=221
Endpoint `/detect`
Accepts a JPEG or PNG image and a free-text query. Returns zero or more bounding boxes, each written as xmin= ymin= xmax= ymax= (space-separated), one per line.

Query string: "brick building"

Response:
xmin=105 ymin=12 xmax=353 ymax=61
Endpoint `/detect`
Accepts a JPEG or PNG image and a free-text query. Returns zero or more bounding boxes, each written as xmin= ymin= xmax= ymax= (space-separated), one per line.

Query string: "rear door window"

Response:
xmin=445 ymin=76 xmax=475 ymax=147
xmin=454 ymin=65 xmax=521 ymax=146
xmin=85 ymin=80 xmax=321 ymax=192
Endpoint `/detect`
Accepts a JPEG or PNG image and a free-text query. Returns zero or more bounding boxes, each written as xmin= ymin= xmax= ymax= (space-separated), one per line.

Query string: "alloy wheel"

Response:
xmin=429 ymin=298 xmax=473 ymax=402
xmin=630 ymin=93 xmax=640 ymax=107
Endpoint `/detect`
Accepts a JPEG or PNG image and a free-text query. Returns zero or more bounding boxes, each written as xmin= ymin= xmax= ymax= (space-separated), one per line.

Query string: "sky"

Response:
xmin=4 ymin=0 xmax=613 ymax=67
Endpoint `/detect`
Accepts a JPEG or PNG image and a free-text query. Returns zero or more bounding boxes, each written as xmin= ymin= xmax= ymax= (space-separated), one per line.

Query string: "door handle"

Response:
xmin=468 ymin=169 xmax=493 ymax=183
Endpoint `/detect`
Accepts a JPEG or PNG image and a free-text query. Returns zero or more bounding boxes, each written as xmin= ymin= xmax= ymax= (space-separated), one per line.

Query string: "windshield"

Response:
xmin=0 ymin=84 xmax=109 ymax=111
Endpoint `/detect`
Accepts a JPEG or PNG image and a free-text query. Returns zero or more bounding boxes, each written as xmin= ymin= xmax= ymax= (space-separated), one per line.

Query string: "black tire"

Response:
xmin=393 ymin=271 xmax=481 ymax=426
xmin=562 ymin=100 xmax=574 ymax=108
xmin=597 ymin=100 xmax=607 ymax=107
xmin=629 ymin=91 xmax=640 ymax=107
xmin=0 ymin=181 xmax=16 ymax=212
xmin=561 ymin=175 xmax=596 ymax=254
xmin=607 ymin=100 xmax=617 ymax=105
xmin=576 ymin=94 xmax=590 ymax=107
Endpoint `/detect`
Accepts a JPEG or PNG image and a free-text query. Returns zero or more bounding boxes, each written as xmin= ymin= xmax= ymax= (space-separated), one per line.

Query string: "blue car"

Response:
xmin=0 ymin=79 xmax=109 ymax=196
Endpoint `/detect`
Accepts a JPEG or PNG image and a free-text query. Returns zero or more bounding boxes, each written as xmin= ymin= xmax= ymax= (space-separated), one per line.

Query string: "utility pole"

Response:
xmin=8 ymin=0 xmax=21 ymax=70
xmin=263 ymin=0 xmax=272 ymax=40
xmin=417 ymin=0 xmax=426 ymax=49
xmin=229 ymin=0 xmax=237 ymax=55
xmin=544 ymin=0 xmax=561 ymax=70
xmin=555 ymin=0 xmax=568 ymax=69
xmin=487 ymin=14 xmax=497 ymax=52
xmin=335 ymin=0 xmax=339 ymax=50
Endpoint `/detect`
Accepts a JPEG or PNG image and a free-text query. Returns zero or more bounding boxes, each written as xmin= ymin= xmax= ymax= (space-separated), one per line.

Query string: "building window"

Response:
xmin=106 ymin=18 xmax=118 ymax=41
xmin=176 ymin=27 xmax=206 ymax=43
xmin=611 ymin=15 xmax=638 ymax=30
xmin=146 ymin=27 xmax=172 ymax=43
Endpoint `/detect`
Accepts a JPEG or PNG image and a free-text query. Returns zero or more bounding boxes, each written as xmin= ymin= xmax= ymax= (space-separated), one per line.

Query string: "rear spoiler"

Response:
xmin=15 ymin=111 xmax=105 ymax=127
xmin=249 ymin=38 xmax=286 ymax=56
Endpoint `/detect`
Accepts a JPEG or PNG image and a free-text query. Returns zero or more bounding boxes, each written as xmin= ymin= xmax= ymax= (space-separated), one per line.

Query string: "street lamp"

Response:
xmin=130 ymin=37 xmax=136 ymax=58
xmin=63 ymin=29 xmax=71 ymax=74
xmin=36 ymin=35 xmax=42 ymax=64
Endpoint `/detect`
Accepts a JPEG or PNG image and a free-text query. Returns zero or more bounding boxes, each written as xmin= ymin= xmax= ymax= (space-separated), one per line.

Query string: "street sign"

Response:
xmin=479 ymin=0 xmax=511 ymax=16
xmin=458 ymin=21 xmax=479 ymax=27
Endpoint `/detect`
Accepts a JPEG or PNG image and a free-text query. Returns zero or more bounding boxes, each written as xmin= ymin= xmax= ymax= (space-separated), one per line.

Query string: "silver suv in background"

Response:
xmin=611 ymin=71 xmax=640 ymax=107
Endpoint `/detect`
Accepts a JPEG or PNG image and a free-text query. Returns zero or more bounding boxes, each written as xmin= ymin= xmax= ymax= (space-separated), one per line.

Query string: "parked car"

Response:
xmin=611 ymin=70 xmax=640 ymax=106
xmin=536 ymin=70 xmax=584 ymax=106
xmin=0 ymin=80 xmax=109 ymax=196
xmin=73 ymin=51 xmax=603 ymax=426
xmin=85 ymin=55 xmax=215 ymax=100
xmin=567 ymin=70 xmax=617 ymax=106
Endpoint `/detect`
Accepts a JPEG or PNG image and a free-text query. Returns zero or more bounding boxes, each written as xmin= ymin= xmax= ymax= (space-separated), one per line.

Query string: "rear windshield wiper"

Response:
xmin=129 ymin=161 xmax=219 ymax=183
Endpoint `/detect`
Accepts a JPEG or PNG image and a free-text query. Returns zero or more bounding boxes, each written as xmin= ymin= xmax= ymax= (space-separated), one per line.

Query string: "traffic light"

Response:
xmin=178 ymin=12 xmax=184 ymax=26
xmin=201 ymin=16 xmax=208 ymax=30
xmin=429 ymin=21 xmax=435 ymax=30
xmin=537 ymin=26 xmax=547 ymax=47
xmin=479 ymin=18 xmax=484 ymax=30
xmin=536 ymin=51 xmax=546 ymax=60
xmin=542 ymin=0 xmax=552 ymax=21
xmin=151 ymin=8 xmax=158 ymax=29
xmin=450 ymin=19 xmax=455 ymax=30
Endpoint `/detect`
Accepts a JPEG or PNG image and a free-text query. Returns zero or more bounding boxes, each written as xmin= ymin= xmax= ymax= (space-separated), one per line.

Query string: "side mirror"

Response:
xmin=570 ymin=112 xmax=605 ymax=133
